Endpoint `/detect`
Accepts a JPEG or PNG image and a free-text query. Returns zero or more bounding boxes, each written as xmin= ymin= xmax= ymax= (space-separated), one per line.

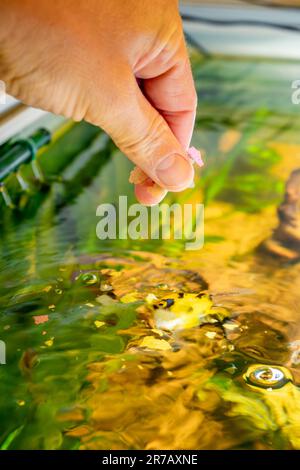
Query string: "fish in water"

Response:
xmin=145 ymin=292 xmax=230 ymax=331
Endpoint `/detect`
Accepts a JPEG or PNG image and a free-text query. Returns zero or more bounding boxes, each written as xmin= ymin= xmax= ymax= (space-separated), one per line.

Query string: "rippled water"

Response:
xmin=0 ymin=52 xmax=300 ymax=450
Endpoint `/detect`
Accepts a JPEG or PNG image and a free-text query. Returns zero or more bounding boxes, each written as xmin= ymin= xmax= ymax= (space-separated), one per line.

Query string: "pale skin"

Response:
xmin=0 ymin=0 xmax=197 ymax=205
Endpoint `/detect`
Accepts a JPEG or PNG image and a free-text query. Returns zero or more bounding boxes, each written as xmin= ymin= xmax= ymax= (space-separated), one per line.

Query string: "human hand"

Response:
xmin=0 ymin=0 xmax=197 ymax=205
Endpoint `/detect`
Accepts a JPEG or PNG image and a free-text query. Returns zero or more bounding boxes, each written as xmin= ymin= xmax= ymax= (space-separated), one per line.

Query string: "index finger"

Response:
xmin=141 ymin=37 xmax=197 ymax=150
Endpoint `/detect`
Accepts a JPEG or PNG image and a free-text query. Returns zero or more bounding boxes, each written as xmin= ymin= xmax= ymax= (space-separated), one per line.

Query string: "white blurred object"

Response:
xmin=0 ymin=80 xmax=6 ymax=105
xmin=181 ymin=3 xmax=300 ymax=59
xmin=0 ymin=104 xmax=48 ymax=145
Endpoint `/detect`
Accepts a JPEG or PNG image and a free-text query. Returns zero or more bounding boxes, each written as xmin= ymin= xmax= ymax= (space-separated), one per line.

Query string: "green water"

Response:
xmin=1 ymin=52 xmax=300 ymax=450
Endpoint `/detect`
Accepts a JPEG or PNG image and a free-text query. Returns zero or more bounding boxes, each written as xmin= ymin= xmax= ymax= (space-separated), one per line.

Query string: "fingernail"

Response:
xmin=155 ymin=154 xmax=194 ymax=189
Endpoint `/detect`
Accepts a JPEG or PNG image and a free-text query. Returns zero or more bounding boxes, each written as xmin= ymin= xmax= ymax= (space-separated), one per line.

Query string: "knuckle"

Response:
xmin=117 ymin=112 xmax=165 ymax=163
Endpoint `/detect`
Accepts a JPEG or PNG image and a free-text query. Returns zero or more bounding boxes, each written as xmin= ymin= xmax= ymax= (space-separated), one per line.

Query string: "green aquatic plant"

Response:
xmin=216 ymin=144 xmax=284 ymax=212
xmin=0 ymin=425 xmax=25 ymax=450
xmin=198 ymin=110 xmax=284 ymax=212
xmin=190 ymin=54 xmax=299 ymax=213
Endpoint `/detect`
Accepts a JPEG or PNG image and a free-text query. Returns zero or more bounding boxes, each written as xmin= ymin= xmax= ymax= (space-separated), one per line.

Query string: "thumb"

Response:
xmin=100 ymin=75 xmax=194 ymax=192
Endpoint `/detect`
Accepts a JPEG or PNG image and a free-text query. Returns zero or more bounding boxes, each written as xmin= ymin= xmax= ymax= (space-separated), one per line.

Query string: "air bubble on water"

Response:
xmin=244 ymin=364 xmax=291 ymax=390
xmin=79 ymin=273 xmax=99 ymax=286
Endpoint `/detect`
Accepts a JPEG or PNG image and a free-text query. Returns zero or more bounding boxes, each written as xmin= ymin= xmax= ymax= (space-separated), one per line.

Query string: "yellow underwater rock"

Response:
xmin=139 ymin=336 xmax=172 ymax=351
